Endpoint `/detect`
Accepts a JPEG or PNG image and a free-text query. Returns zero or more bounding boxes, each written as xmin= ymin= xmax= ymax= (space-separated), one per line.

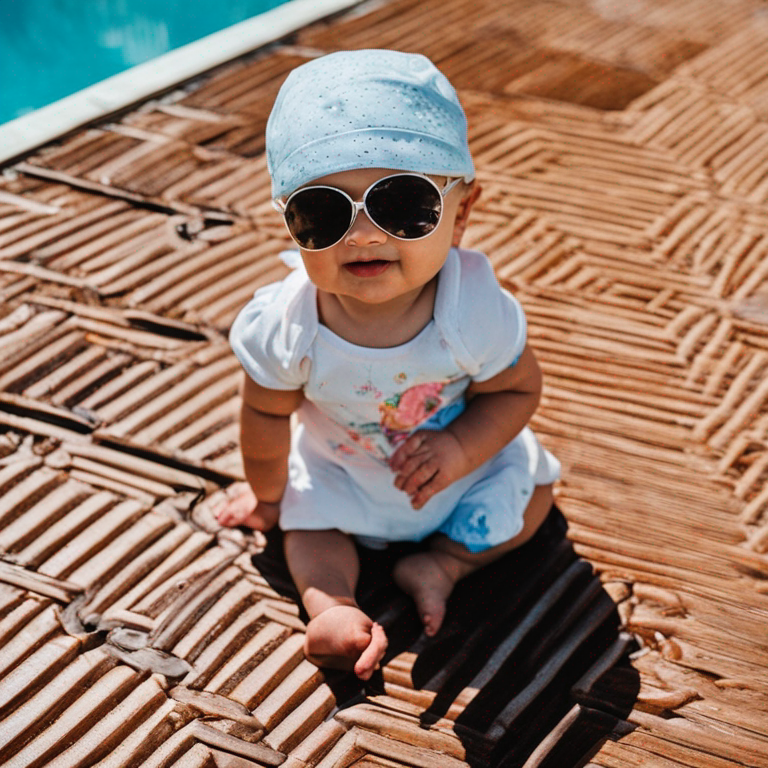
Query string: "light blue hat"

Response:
xmin=266 ymin=49 xmax=475 ymax=199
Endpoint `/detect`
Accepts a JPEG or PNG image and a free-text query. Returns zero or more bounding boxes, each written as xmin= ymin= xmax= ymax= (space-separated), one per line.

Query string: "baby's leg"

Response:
xmin=284 ymin=529 xmax=388 ymax=680
xmin=394 ymin=483 xmax=554 ymax=637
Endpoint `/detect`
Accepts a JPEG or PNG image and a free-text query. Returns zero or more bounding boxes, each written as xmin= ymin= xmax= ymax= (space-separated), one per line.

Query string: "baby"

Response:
xmin=218 ymin=50 xmax=560 ymax=680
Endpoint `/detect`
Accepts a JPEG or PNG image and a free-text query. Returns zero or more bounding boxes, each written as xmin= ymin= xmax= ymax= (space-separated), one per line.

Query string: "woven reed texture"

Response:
xmin=1 ymin=0 xmax=768 ymax=765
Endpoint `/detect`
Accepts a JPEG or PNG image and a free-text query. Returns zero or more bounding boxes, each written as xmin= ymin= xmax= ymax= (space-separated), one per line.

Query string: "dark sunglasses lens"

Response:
xmin=284 ymin=188 xmax=352 ymax=249
xmin=366 ymin=175 xmax=441 ymax=239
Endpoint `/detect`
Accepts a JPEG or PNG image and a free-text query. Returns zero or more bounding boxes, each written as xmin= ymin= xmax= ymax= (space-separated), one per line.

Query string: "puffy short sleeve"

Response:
xmin=437 ymin=248 xmax=527 ymax=382
xmin=229 ymin=268 xmax=316 ymax=391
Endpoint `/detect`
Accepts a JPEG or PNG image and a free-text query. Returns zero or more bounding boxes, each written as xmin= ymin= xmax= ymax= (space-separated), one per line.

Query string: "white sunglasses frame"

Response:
xmin=273 ymin=172 xmax=464 ymax=251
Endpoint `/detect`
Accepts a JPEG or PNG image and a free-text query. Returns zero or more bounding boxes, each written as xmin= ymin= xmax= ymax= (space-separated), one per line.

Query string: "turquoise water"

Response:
xmin=1 ymin=0 xmax=292 ymax=124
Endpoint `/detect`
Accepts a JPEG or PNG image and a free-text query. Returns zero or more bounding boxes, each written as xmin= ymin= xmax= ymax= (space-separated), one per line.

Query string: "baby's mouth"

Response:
xmin=343 ymin=259 xmax=392 ymax=277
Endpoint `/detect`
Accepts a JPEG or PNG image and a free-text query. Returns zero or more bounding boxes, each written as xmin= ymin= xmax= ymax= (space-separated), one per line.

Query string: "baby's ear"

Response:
xmin=451 ymin=182 xmax=482 ymax=247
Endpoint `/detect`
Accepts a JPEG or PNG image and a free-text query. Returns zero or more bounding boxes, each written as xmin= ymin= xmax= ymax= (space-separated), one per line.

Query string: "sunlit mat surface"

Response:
xmin=1 ymin=0 xmax=768 ymax=765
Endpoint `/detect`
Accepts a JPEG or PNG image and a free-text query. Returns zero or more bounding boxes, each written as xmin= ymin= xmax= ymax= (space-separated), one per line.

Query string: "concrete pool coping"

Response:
xmin=0 ymin=0 xmax=363 ymax=168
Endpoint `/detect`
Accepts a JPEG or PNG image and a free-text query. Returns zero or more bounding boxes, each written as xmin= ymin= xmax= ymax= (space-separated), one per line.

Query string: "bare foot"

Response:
xmin=393 ymin=552 xmax=457 ymax=637
xmin=215 ymin=483 xmax=279 ymax=531
xmin=304 ymin=604 xmax=388 ymax=680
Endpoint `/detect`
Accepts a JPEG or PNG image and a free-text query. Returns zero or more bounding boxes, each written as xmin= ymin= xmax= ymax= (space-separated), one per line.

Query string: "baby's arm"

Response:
xmin=389 ymin=343 xmax=542 ymax=509
xmin=217 ymin=373 xmax=303 ymax=530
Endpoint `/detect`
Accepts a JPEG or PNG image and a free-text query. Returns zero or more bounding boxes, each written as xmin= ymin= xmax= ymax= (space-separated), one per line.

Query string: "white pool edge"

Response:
xmin=0 ymin=0 xmax=364 ymax=167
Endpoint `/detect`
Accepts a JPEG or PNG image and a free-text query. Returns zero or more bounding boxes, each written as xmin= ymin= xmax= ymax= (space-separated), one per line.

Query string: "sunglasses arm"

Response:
xmin=442 ymin=177 xmax=464 ymax=195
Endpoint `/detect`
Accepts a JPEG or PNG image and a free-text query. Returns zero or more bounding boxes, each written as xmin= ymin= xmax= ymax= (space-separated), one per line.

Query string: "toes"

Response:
xmin=412 ymin=589 xmax=447 ymax=637
xmin=304 ymin=607 xmax=386 ymax=679
xmin=393 ymin=554 xmax=453 ymax=637
xmin=419 ymin=604 xmax=446 ymax=637
xmin=304 ymin=609 xmax=387 ymax=680
xmin=354 ymin=622 xmax=388 ymax=680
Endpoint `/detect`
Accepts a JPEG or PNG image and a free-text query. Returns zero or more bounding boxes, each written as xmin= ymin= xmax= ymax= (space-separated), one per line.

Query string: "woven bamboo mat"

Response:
xmin=1 ymin=0 xmax=768 ymax=765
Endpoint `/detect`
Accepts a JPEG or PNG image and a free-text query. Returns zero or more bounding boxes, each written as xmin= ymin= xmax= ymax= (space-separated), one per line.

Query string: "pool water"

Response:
xmin=0 ymin=0 xmax=293 ymax=125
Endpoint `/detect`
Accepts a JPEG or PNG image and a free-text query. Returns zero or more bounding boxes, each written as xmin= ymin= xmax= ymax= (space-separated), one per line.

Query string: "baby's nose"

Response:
xmin=345 ymin=210 xmax=387 ymax=247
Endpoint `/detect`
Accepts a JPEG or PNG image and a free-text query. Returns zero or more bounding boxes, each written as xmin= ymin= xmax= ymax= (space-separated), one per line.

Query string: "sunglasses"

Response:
xmin=273 ymin=173 xmax=463 ymax=251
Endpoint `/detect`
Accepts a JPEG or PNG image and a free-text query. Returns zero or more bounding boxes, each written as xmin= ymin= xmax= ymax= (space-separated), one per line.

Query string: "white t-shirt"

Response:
xmin=230 ymin=247 xmax=560 ymax=548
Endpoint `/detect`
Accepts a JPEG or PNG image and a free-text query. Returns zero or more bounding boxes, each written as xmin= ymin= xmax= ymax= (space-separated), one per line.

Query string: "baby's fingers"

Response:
xmin=389 ymin=432 xmax=429 ymax=471
xmin=410 ymin=471 xmax=449 ymax=509
xmin=393 ymin=451 xmax=430 ymax=490
xmin=401 ymin=458 xmax=439 ymax=498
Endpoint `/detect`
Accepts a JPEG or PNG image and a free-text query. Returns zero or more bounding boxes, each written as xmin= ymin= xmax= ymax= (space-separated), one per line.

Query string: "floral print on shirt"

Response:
xmin=379 ymin=381 xmax=444 ymax=434
xmin=326 ymin=376 xmax=467 ymax=462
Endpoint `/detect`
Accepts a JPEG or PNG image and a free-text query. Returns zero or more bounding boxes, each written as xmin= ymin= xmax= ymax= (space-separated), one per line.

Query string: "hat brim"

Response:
xmin=270 ymin=127 xmax=475 ymax=199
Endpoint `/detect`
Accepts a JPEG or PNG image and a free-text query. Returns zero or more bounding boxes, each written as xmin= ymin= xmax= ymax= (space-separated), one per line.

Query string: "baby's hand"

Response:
xmin=389 ymin=430 xmax=469 ymax=509
xmin=214 ymin=482 xmax=280 ymax=531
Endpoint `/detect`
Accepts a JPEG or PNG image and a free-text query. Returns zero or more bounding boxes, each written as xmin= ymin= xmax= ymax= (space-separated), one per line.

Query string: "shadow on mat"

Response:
xmin=251 ymin=506 xmax=640 ymax=768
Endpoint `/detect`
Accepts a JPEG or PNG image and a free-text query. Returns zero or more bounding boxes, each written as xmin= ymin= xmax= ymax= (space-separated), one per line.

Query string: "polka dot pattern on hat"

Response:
xmin=266 ymin=49 xmax=475 ymax=199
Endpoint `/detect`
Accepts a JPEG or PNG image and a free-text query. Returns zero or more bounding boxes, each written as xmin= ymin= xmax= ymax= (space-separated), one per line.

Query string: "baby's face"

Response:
xmin=291 ymin=168 xmax=468 ymax=308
